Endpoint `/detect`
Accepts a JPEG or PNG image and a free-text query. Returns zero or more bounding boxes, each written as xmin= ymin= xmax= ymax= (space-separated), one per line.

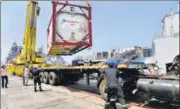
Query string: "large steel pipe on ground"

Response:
xmin=137 ymin=78 xmax=179 ymax=101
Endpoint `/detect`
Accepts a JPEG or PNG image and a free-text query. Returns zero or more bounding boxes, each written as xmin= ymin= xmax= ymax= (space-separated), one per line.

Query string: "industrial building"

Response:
xmin=152 ymin=9 xmax=179 ymax=72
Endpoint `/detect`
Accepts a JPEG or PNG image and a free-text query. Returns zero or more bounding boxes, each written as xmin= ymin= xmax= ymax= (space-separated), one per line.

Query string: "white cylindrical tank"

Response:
xmin=47 ymin=2 xmax=92 ymax=55
xmin=56 ymin=11 xmax=89 ymax=42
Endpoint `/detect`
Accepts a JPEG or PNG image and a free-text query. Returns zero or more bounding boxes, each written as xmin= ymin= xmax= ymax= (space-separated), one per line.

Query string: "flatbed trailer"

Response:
xmin=38 ymin=64 xmax=128 ymax=86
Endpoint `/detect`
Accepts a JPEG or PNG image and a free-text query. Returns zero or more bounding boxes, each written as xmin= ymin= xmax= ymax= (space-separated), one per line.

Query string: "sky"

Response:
xmin=1 ymin=1 xmax=179 ymax=64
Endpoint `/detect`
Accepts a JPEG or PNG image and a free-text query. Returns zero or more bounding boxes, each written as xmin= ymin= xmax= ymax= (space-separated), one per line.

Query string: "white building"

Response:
xmin=152 ymin=9 xmax=179 ymax=72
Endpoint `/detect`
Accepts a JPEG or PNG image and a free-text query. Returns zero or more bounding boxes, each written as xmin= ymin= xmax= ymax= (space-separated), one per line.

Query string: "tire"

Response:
xmin=99 ymin=78 xmax=107 ymax=100
xmin=39 ymin=72 xmax=44 ymax=83
xmin=169 ymin=55 xmax=180 ymax=75
xmin=43 ymin=72 xmax=49 ymax=84
xmin=49 ymin=72 xmax=58 ymax=86
xmin=173 ymin=55 xmax=180 ymax=65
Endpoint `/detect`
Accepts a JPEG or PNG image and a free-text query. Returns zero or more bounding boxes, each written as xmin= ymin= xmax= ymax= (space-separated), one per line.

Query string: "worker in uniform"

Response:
xmin=104 ymin=60 xmax=128 ymax=109
xmin=30 ymin=65 xmax=43 ymax=92
xmin=23 ymin=64 xmax=29 ymax=86
xmin=1 ymin=65 xmax=8 ymax=88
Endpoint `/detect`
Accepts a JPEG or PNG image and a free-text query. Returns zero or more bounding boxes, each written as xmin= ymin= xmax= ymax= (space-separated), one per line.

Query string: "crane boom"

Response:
xmin=11 ymin=0 xmax=43 ymax=65
xmin=23 ymin=0 xmax=39 ymax=63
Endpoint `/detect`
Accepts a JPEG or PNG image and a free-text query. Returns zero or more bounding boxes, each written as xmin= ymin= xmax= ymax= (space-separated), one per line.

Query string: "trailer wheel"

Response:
xmin=49 ymin=72 xmax=58 ymax=86
xmin=173 ymin=55 xmax=180 ymax=65
xmin=43 ymin=72 xmax=49 ymax=84
xmin=39 ymin=72 xmax=44 ymax=83
xmin=99 ymin=78 xmax=107 ymax=100
xmin=168 ymin=55 xmax=180 ymax=75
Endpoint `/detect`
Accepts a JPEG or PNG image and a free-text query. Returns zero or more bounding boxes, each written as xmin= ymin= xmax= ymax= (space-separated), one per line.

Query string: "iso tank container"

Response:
xmin=47 ymin=1 xmax=92 ymax=56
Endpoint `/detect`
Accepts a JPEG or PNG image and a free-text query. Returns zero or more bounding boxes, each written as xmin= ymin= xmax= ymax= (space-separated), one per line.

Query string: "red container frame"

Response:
xmin=47 ymin=1 xmax=92 ymax=55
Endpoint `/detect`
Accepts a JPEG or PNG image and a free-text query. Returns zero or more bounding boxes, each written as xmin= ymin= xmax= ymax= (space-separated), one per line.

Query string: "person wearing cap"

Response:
xmin=1 ymin=65 xmax=8 ymax=88
xmin=30 ymin=65 xmax=43 ymax=92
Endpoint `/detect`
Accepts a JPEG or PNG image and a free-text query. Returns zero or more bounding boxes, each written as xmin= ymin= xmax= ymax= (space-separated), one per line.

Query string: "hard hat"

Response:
xmin=107 ymin=60 xmax=117 ymax=67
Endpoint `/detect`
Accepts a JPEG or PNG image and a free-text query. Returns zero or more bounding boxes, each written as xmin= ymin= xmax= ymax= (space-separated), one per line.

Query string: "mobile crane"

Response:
xmin=7 ymin=0 xmax=44 ymax=76
xmin=6 ymin=0 xmax=179 ymax=108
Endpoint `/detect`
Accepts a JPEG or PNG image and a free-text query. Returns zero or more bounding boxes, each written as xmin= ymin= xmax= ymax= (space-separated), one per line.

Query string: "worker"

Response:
xmin=23 ymin=64 xmax=29 ymax=86
xmin=1 ymin=65 xmax=8 ymax=88
xmin=104 ymin=60 xmax=128 ymax=109
xmin=30 ymin=65 xmax=43 ymax=92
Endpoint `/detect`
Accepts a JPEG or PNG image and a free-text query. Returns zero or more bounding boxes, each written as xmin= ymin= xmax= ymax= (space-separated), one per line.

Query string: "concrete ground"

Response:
xmin=2 ymin=75 xmax=179 ymax=109
xmin=1 ymin=75 xmax=105 ymax=109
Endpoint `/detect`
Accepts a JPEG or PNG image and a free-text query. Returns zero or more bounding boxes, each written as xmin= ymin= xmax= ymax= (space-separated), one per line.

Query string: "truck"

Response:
xmin=96 ymin=53 xmax=179 ymax=106
xmin=6 ymin=0 xmax=179 ymax=108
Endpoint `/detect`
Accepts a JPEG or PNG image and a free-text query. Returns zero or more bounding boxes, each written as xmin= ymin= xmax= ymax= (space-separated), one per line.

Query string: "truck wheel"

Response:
xmin=49 ymin=72 xmax=58 ymax=86
xmin=173 ymin=55 xmax=180 ymax=65
xmin=39 ymin=72 xmax=44 ymax=83
xmin=43 ymin=72 xmax=49 ymax=84
xmin=99 ymin=78 xmax=107 ymax=100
